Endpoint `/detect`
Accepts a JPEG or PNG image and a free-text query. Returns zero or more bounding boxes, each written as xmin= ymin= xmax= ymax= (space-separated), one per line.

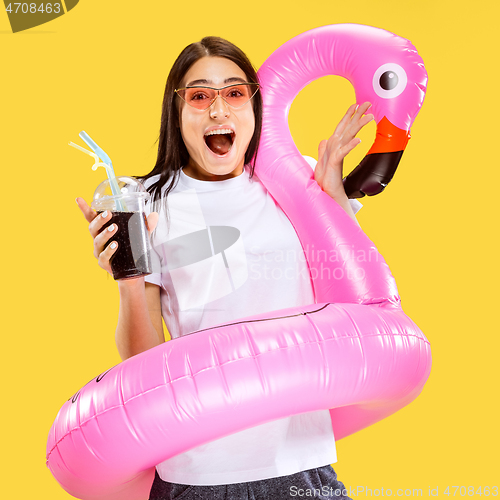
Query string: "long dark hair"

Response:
xmin=137 ymin=36 xmax=262 ymax=215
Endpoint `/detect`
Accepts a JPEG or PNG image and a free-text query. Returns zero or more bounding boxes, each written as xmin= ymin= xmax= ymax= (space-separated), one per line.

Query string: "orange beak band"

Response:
xmin=343 ymin=116 xmax=411 ymax=199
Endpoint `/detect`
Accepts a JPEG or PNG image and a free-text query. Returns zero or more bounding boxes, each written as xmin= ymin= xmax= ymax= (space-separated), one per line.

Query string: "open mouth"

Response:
xmin=204 ymin=129 xmax=235 ymax=156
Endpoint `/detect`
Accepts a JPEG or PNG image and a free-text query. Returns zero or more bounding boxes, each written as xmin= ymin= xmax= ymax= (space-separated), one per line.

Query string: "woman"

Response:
xmin=77 ymin=36 xmax=373 ymax=500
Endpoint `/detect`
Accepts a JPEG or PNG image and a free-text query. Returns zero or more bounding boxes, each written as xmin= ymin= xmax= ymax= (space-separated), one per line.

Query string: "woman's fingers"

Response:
xmin=344 ymin=115 xmax=374 ymax=144
xmin=332 ymin=103 xmax=357 ymax=138
xmin=356 ymin=101 xmax=372 ymax=114
xmin=88 ymin=209 xmax=113 ymax=239
xmin=328 ymin=102 xmax=373 ymax=151
xmin=317 ymin=139 xmax=328 ymax=165
xmin=77 ymin=197 xmax=112 ymax=241
xmin=340 ymin=138 xmax=362 ymax=159
xmin=147 ymin=212 xmax=159 ymax=235
xmin=95 ymin=212 xmax=155 ymax=274
xmin=97 ymin=239 xmax=118 ymax=274
xmin=76 ymin=197 xmax=119 ymax=276
xmin=351 ymin=101 xmax=372 ymax=119
xmin=345 ymin=102 xmax=373 ymax=132
xmin=93 ymin=218 xmax=118 ymax=259
xmin=76 ymin=197 xmax=97 ymax=224
xmin=333 ymin=102 xmax=370 ymax=137
xmin=78 ymin=197 xmax=156 ymax=275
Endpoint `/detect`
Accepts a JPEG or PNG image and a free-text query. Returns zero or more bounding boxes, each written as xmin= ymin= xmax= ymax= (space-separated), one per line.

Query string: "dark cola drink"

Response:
xmin=98 ymin=211 xmax=152 ymax=280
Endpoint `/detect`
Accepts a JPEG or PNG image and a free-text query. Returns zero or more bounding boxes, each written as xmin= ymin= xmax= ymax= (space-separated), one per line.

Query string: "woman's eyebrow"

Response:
xmin=185 ymin=77 xmax=247 ymax=87
xmin=224 ymin=77 xmax=246 ymax=84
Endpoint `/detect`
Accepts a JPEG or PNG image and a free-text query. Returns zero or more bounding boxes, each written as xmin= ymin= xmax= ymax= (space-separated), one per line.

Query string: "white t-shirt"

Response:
xmin=143 ymin=160 xmax=362 ymax=485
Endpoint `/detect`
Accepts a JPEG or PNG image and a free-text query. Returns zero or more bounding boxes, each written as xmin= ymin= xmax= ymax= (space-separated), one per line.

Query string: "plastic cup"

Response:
xmin=91 ymin=176 xmax=152 ymax=280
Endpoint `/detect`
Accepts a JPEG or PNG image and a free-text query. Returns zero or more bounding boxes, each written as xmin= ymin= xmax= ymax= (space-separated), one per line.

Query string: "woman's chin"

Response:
xmin=205 ymin=163 xmax=243 ymax=177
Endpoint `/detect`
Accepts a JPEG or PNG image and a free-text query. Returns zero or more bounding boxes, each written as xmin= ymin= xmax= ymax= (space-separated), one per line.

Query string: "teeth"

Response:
xmin=204 ymin=129 xmax=234 ymax=136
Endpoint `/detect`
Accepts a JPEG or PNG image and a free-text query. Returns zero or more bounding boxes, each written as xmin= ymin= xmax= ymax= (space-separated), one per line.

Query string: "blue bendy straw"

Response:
xmin=69 ymin=131 xmax=126 ymax=211
xmin=78 ymin=131 xmax=113 ymax=167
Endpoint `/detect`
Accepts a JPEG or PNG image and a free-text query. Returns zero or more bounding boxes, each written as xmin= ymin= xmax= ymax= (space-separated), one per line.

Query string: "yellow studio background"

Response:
xmin=1 ymin=0 xmax=498 ymax=498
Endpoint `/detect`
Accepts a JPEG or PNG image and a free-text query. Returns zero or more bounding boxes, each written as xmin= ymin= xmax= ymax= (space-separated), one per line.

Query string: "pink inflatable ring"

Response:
xmin=47 ymin=24 xmax=431 ymax=500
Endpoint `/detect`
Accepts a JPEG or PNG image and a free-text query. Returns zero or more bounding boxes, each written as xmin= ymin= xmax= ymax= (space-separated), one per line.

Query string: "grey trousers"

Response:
xmin=149 ymin=465 xmax=353 ymax=499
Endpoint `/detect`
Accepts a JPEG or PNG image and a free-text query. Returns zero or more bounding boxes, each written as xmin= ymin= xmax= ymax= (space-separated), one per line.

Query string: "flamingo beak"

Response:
xmin=343 ymin=117 xmax=411 ymax=199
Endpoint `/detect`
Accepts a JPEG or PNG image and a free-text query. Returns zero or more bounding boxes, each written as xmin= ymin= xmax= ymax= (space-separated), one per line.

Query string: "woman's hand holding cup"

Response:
xmin=76 ymin=198 xmax=159 ymax=278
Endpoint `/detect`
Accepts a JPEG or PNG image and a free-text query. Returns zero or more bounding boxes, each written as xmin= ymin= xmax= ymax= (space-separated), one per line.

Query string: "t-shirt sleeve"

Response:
xmin=302 ymin=155 xmax=363 ymax=214
xmin=144 ymin=249 xmax=162 ymax=287
xmin=348 ymin=198 xmax=362 ymax=214
xmin=142 ymin=179 xmax=163 ymax=287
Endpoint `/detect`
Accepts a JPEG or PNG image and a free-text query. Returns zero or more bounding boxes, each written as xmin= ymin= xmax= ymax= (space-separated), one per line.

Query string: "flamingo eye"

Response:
xmin=380 ymin=71 xmax=398 ymax=90
xmin=372 ymin=63 xmax=407 ymax=99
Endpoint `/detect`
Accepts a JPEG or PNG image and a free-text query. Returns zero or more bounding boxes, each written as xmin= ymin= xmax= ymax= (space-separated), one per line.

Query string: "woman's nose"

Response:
xmin=209 ymin=95 xmax=230 ymax=119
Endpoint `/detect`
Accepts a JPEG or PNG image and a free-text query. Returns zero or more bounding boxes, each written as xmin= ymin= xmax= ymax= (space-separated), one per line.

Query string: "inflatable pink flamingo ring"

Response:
xmin=46 ymin=24 xmax=431 ymax=500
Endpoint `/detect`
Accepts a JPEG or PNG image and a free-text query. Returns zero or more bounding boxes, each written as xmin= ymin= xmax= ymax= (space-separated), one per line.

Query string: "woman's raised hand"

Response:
xmin=75 ymin=198 xmax=159 ymax=278
xmin=314 ymin=102 xmax=374 ymax=200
